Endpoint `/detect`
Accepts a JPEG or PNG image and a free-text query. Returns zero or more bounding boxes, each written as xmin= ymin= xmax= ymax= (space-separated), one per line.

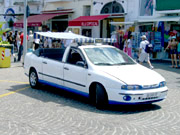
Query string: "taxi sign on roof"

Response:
xmin=74 ymin=38 xmax=117 ymax=44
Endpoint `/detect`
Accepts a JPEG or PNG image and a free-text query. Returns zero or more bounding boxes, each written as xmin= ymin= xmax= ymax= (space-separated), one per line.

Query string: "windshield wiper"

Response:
xmin=95 ymin=63 xmax=113 ymax=66
xmin=113 ymin=62 xmax=134 ymax=65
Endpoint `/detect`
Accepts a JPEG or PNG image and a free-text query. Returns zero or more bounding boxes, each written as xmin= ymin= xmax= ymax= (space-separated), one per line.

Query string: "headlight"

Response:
xmin=121 ymin=85 xmax=142 ymax=90
xmin=159 ymin=81 xmax=166 ymax=87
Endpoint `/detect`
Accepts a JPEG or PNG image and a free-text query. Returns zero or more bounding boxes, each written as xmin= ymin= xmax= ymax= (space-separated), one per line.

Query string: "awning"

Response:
xmin=68 ymin=15 xmax=110 ymax=26
xmin=110 ymin=21 xmax=134 ymax=25
xmin=137 ymin=16 xmax=180 ymax=23
xmin=14 ymin=13 xmax=70 ymax=27
xmin=110 ymin=16 xmax=180 ymax=26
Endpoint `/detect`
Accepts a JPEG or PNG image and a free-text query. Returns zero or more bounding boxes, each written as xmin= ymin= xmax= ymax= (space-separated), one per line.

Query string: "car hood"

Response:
xmin=96 ymin=64 xmax=164 ymax=85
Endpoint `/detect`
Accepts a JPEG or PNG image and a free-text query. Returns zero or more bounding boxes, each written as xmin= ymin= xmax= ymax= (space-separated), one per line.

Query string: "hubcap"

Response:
xmin=30 ymin=72 xmax=37 ymax=86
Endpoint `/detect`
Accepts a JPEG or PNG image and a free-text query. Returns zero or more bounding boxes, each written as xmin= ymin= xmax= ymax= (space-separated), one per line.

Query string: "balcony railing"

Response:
xmin=45 ymin=0 xmax=73 ymax=2
xmin=14 ymin=0 xmax=41 ymax=5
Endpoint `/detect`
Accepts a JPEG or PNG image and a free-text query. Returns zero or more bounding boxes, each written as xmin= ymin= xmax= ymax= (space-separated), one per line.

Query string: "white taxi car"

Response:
xmin=24 ymin=44 xmax=168 ymax=109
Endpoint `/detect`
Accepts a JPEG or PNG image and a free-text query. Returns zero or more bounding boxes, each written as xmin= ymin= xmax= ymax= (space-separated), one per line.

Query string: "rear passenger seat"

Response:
xmin=40 ymin=48 xmax=65 ymax=61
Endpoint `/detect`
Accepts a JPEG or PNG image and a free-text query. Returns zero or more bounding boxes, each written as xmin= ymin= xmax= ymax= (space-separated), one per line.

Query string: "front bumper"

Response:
xmin=107 ymin=86 xmax=168 ymax=105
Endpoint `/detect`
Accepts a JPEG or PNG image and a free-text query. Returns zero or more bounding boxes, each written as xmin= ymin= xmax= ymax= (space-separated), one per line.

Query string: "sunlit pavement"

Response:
xmin=0 ymin=60 xmax=179 ymax=135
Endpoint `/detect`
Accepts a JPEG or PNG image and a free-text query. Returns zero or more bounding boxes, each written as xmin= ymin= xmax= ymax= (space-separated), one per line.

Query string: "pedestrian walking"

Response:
xmin=13 ymin=31 xmax=18 ymax=52
xmin=34 ymin=38 xmax=40 ymax=50
xmin=165 ymin=36 xmax=178 ymax=68
xmin=27 ymin=30 xmax=34 ymax=50
xmin=2 ymin=32 xmax=7 ymax=41
xmin=177 ymin=39 xmax=180 ymax=67
xmin=126 ymin=35 xmax=133 ymax=57
xmin=138 ymin=35 xmax=154 ymax=69
xmin=16 ymin=31 xmax=21 ymax=52
xmin=7 ymin=31 xmax=14 ymax=54
xmin=123 ymin=38 xmax=128 ymax=53
xmin=18 ymin=32 xmax=28 ymax=62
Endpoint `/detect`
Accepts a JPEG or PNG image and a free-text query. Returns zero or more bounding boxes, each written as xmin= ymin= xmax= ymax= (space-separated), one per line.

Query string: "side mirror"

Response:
xmin=76 ymin=61 xmax=87 ymax=68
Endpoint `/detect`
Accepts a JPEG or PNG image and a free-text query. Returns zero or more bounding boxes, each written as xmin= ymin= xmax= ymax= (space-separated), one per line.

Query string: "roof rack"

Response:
xmin=74 ymin=38 xmax=117 ymax=44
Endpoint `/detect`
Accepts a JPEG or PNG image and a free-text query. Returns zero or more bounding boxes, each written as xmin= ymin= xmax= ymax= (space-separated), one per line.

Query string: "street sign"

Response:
xmin=26 ymin=5 xmax=30 ymax=18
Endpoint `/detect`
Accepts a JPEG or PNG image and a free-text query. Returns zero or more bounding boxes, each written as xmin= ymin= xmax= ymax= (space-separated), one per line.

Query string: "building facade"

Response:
xmin=0 ymin=0 xmax=43 ymax=31
xmin=1 ymin=0 xmax=180 ymax=58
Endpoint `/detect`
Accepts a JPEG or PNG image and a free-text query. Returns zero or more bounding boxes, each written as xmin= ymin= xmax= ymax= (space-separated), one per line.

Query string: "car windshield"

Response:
xmin=83 ymin=47 xmax=136 ymax=66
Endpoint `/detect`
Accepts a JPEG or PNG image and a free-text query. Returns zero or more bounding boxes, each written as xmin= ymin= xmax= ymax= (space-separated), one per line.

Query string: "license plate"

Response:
xmin=146 ymin=93 xmax=158 ymax=98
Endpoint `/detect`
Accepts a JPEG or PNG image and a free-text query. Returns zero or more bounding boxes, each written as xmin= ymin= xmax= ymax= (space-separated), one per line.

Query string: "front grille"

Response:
xmin=142 ymin=97 xmax=158 ymax=100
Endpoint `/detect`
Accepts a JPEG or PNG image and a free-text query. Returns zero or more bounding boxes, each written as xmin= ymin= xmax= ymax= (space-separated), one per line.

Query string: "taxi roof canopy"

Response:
xmin=34 ymin=31 xmax=117 ymax=44
xmin=34 ymin=31 xmax=89 ymax=40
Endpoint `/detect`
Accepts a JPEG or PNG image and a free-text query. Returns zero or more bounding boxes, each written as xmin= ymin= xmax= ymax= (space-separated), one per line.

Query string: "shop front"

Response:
xmin=13 ymin=9 xmax=74 ymax=33
xmin=68 ymin=0 xmax=126 ymax=38
xmin=68 ymin=14 xmax=110 ymax=37
xmin=136 ymin=16 xmax=180 ymax=60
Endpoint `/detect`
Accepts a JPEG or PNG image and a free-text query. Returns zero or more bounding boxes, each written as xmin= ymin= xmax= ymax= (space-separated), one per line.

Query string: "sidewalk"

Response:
xmin=151 ymin=58 xmax=171 ymax=63
xmin=10 ymin=53 xmax=23 ymax=68
xmin=151 ymin=58 xmax=180 ymax=64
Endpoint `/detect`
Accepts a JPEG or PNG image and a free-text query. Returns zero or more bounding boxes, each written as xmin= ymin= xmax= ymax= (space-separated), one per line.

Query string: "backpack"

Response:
xmin=145 ymin=43 xmax=153 ymax=53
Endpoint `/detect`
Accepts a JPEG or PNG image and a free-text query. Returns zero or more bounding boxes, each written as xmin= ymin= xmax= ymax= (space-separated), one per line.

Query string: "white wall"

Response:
xmin=126 ymin=0 xmax=139 ymax=22
xmin=44 ymin=1 xmax=91 ymax=20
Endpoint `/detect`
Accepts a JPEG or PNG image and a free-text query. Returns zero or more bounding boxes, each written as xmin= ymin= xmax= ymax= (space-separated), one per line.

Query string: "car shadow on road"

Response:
xmin=151 ymin=60 xmax=180 ymax=74
xmin=7 ymin=84 xmax=162 ymax=115
xmin=176 ymin=78 xmax=180 ymax=88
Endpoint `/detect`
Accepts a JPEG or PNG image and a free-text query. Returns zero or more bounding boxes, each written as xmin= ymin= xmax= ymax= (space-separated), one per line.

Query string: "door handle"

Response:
xmin=42 ymin=61 xmax=47 ymax=64
xmin=64 ymin=67 xmax=69 ymax=70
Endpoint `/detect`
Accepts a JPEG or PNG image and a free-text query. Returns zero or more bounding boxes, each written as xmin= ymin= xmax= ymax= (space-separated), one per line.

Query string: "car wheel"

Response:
xmin=95 ymin=84 xmax=108 ymax=109
xmin=29 ymin=69 xmax=39 ymax=89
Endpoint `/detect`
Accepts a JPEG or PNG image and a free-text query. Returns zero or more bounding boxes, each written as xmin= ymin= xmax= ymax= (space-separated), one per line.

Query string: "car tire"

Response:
xmin=29 ymin=68 xmax=39 ymax=89
xmin=95 ymin=84 xmax=108 ymax=110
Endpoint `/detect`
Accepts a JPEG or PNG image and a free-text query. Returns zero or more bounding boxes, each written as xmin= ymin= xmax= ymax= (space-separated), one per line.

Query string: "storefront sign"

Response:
xmin=29 ymin=23 xmax=41 ymax=27
xmin=14 ymin=22 xmax=41 ymax=28
xmin=156 ymin=0 xmax=180 ymax=11
xmin=4 ymin=8 xmax=16 ymax=25
xmin=81 ymin=21 xmax=98 ymax=26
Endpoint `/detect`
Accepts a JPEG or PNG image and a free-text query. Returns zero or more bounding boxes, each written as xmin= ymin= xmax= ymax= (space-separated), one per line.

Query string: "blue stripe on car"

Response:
xmin=38 ymin=80 xmax=89 ymax=98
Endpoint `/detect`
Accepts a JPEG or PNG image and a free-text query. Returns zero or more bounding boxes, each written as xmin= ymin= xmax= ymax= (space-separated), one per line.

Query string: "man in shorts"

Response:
xmin=138 ymin=35 xmax=154 ymax=69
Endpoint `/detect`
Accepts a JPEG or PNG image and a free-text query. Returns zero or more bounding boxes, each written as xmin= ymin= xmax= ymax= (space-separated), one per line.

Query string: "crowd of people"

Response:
xmin=2 ymin=29 xmax=180 ymax=69
xmin=2 ymin=30 xmax=26 ymax=62
xmin=111 ymin=26 xmax=180 ymax=69
xmin=111 ymin=28 xmax=154 ymax=69
xmin=1 ymin=30 xmax=69 ymax=62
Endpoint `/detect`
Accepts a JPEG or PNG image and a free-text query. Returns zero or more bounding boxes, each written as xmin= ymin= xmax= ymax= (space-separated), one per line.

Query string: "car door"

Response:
xmin=63 ymin=48 xmax=88 ymax=96
xmin=42 ymin=58 xmax=64 ymax=86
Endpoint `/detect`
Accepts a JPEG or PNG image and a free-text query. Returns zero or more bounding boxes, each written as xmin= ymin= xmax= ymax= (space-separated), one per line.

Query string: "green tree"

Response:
xmin=0 ymin=22 xmax=11 ymax=41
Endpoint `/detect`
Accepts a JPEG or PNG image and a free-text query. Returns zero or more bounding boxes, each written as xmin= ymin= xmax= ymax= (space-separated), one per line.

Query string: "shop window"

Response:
xmin=139 ymin=25 xmax=153 ymax=32
xmin=82 ymin=29 xmax=92 ymax=37
xmin=140 ymin=0 xmax=153 ymax=16
xmin=8 ymin=19 xmax=14 ymax=28
xmin=52 ymin=21 xmax=68 ymax=32
xmin=83 ymin=5 xmax=91 ymax=16
xmin=171 ymin=24 xmax=180 ymax=32
xmin=73 ymin=28 xmax=80 ymax=35
xmin=37 ymin=5 xmax=39 ymax=12
xmin=19 ymin=6 xmax=21 ymax=12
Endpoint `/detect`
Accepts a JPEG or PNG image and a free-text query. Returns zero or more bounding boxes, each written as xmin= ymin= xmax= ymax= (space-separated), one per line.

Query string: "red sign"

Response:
xmin=14 ymin=22 xmax=42 ymax=28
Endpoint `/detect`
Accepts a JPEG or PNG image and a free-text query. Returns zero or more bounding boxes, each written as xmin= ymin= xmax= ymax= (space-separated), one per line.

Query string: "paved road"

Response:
xmin=0 ymin=61 xmax=180 ymax=135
